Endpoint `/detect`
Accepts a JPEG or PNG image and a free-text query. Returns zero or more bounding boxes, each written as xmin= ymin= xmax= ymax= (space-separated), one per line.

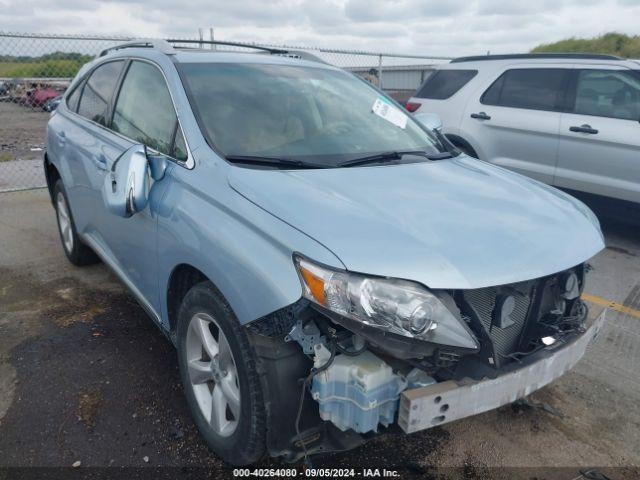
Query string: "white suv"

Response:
xmin=406 ymin=54 xmax=640 ymax=206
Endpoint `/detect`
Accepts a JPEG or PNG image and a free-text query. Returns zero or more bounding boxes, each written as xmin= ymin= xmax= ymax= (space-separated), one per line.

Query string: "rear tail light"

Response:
xmin=405 ymin=101 xmax=421 ymax=113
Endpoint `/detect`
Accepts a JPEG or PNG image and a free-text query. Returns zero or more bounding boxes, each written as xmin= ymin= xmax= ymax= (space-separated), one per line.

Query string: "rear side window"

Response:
xmin=112 ymin=61 xmax=178 ymax=157
xmin=77 ymin=60 xmax=124 ymax=125
xmin=572 ymin=69 xmax=640 ymax=121
xmin=415 ymin=69 xmax=477 ymax=99
xmin=481 ymin=68 xmax=569 ymax=112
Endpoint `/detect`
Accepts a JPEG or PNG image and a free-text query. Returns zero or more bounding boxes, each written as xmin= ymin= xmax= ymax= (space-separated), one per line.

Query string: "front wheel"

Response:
xmin=177 ymin=282 xmax=266 ymax=465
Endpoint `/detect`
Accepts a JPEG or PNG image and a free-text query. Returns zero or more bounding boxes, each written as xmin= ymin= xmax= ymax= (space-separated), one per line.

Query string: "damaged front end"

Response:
xmin=246 ymin=259 xmax=604 ymax=461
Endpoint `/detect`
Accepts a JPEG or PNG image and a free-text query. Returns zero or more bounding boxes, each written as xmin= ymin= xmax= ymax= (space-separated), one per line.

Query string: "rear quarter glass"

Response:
xmin=415 ymin=69 xmax=478 ymax=100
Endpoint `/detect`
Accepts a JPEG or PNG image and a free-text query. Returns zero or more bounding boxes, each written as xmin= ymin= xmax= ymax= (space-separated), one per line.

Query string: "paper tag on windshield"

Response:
xmin=372 ymin=97 xmax=408 ymax=129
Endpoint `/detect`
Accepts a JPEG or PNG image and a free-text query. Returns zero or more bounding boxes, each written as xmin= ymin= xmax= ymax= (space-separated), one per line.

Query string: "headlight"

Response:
xmin=295 ymin=257 xmax=479 ymax=350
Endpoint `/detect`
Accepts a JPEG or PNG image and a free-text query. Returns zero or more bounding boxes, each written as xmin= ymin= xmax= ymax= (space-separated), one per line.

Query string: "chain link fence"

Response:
xmin=0 ymin=31 xmax=450 ymax=192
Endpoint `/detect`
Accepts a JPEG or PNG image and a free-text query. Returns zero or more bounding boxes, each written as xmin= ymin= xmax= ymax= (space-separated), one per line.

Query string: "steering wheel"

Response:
xmin=324 ymin=121 xmax=353 ymax=135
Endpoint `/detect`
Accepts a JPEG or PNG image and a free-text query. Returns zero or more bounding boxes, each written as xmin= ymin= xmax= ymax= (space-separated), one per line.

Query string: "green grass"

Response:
xmin=0 ymin=52 xmax=93 ymax=78
xmin=532 ymin=32 xmax=640 ymax=58
xmin=0 ymin=62 xmax=23 ymax=76
xmin=0 ymin=59 xmax=86 ymax=78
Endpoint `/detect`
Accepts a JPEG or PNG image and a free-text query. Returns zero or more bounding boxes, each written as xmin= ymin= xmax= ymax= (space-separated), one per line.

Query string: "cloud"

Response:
xmin=344 ymin=0 xmax=467 ymax=22
xmin=0 ymin=0 xmax=639 ymax=58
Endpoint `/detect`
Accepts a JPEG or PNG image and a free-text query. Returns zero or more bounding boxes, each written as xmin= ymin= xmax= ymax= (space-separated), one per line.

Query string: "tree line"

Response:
xmin=532 ymin=32 xmax=640 ymax=58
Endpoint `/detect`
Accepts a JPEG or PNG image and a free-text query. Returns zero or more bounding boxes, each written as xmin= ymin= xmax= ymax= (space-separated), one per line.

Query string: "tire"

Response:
xmin=177 ymin=281 xmax=266 ymax=465
xmin=53 ymin=179 xmax=99 ymax=266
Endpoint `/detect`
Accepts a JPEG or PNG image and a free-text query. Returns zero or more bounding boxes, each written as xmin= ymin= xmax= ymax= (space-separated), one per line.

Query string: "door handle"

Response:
xmin=569 ymin=124 xmax=598 ymax=134
xmin=93 ymin=153 xmax=108 ymax=170
xmin=470 ymin=112 xmax=491 ymax=120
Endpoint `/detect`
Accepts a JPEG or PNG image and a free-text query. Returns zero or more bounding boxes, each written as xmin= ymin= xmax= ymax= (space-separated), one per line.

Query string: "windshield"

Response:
xmin=179 ymin=62 xmax=448 ymax=167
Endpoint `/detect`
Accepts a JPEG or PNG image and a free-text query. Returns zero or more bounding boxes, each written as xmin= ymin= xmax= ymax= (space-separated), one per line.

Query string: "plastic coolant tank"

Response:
xmin=310 ymin=345 xmax=406 ymax=434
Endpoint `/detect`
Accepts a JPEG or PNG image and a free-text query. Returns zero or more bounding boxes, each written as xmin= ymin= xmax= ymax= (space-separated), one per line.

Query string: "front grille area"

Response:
xmin=462 ymin=280 xmax=535 ymax=361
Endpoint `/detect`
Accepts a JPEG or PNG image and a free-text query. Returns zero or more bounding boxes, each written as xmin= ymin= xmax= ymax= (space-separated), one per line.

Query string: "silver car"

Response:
xmin=407 ymin=54 xmax=640 ymax=205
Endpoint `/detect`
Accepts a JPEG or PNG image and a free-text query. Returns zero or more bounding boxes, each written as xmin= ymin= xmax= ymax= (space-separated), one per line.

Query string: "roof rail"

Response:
xmin=99 ymin=39 xmax=175 ymax=57
xmin=450 ymin=53 xmax=622 ymax=63
xmin=275 ymin=50 xmax=330 ymax=65
xmin=165 ymin=39 xmax=288 ymax=55
xmin=98 ymin=38 xmax=331 ymax=66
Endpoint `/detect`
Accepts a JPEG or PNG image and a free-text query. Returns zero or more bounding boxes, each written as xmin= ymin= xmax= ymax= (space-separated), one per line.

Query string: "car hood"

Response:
xmin=228 ymin=157 xmax=604 ymax=289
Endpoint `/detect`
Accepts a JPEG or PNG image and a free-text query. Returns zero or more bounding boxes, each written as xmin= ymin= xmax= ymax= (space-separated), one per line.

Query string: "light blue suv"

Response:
xmin=45 ymin=40 xmax=606 ymax=465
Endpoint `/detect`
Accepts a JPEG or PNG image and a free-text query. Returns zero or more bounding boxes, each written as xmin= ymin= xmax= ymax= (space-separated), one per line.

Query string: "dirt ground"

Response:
xmin=1 ymin=190 xmax=640 ymax=480
xmin=0 ymin=102 xmax=50 ymax=192
xmin=0 ymin=101 xmax=48 ymax=163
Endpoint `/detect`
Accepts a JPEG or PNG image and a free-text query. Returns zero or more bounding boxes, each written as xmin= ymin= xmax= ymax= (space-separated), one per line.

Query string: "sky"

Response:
xmin=1 ymin=0 xmax=640 ymax=57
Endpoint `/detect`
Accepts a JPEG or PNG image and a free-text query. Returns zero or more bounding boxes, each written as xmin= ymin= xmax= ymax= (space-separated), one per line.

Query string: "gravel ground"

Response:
xmin=0 ymin=101 xmax=48 ymax=163
xmin=0 ymin=102 xmax=48 ymax=192
xmin=1 ymin=190 xmax=639 ymax=480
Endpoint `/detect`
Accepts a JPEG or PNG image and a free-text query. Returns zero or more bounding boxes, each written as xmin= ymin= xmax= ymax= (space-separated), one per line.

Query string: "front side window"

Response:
xmin=415 ymin=69 xmax=477 ymax=99
xmin=481 ymin=68 xmax=569 ymax=112
xmin=572 ymin=69 xmax=640 ymax=121
xmin=173 ymin=128 xmax=188 ymax=162
xmin=112 ymin=61 xmax=178 ymax=157
xmin=179 ymin=63 xmax=448 ymax=167
xmin=77 ymin=60 xmax=124 ymax=125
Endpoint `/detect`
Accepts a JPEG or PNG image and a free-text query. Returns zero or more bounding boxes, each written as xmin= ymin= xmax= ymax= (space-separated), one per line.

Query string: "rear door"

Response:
xmin=460 ymin=65 xmax=571 ymax=184
xmin=61 ymin=59 xmax=126 ymax=238
xmin=555 ymin=66 xmax=640 ymax=203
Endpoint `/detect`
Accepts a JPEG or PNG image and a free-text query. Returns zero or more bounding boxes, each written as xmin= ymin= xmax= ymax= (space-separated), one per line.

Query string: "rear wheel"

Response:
xmin=53 ymin=179 xmax=99 ymax=266
xmin=177 ymin=282 xmax=266 ymax=465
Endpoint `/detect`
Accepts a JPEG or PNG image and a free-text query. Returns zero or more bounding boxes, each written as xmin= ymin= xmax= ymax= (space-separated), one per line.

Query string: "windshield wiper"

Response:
xmin=423 ymin=152 xmax=455 ymax=160
xmin=226 ymin=155 xmax=326 ymax=169
xmin=337 ymin=150 xmax=453 ymax=168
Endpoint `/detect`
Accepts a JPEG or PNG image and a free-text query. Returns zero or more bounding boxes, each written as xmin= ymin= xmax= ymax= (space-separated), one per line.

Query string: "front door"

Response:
xmin=556 ymin=67 xmax=640 ymax=203
xmin=93 ymin=59 xmax=187 ymax=316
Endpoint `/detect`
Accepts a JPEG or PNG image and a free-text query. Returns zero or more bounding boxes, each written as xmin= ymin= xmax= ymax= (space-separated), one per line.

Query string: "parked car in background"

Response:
xmin=45 ymin=41 xmax=605 ymax=465
xmin=33 ymin=87 xmax=59 ymax=108
xmin=21 ymin=85 xmax=61 ymax=108
xmin=406 ymin=54 xmax=640 ymax=206
xmin=43 ymin=95 xmax=63 ymax=112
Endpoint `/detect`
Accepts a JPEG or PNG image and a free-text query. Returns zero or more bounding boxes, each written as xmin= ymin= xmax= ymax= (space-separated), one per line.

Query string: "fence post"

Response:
xmin=378 ymin=54 xmax=383 ymax=89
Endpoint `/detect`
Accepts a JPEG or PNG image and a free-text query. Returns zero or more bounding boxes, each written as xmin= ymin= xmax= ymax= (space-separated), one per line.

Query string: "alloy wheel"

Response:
xmin=186 ymin=312 xmax=241 ymax=437
xmin=56 ymin=192 xmax=74 ymax=253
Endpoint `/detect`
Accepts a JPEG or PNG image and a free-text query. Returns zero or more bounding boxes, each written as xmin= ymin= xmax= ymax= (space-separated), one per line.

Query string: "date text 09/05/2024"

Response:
xmin=232 ymin=468 xmax=400 ymax=477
